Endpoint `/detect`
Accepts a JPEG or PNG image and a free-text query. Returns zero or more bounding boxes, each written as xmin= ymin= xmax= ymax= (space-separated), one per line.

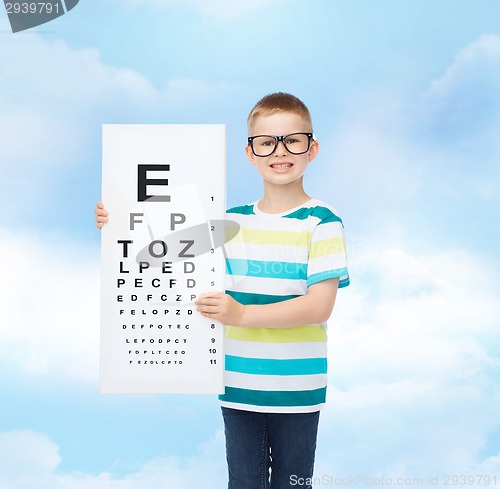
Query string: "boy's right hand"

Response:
xmin=94 ymin=201 xmax=108 ymax=229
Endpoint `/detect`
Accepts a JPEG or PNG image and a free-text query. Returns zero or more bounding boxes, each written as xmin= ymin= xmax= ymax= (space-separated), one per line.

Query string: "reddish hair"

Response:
xmin=247 ymin=92 xmax=313 ymax=132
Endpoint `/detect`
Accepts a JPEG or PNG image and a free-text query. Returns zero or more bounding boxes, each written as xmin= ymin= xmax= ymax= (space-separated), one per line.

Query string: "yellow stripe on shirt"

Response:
xmin=231 ymin=228 xmax=311 ymax=247
xmin=225 ymin=325 xmax=327 ymax=343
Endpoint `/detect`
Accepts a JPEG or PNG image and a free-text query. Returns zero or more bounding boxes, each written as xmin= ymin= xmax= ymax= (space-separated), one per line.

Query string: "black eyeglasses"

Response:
xmin=247 ymin=132 xmax=314 ymax=157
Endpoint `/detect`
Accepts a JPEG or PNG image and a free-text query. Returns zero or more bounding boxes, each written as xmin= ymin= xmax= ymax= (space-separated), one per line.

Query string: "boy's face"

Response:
xmin=245 ymin=112 xmax=319 ymax=189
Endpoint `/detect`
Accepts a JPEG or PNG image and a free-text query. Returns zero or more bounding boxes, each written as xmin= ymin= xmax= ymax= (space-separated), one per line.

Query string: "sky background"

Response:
xmin=1 ymin=0 xmax=500 ymax=487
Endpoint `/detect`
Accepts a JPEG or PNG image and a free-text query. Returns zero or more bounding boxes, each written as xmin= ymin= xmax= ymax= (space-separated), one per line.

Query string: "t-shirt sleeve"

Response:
xmin=306 ymin=213 xmax=350 ymax=288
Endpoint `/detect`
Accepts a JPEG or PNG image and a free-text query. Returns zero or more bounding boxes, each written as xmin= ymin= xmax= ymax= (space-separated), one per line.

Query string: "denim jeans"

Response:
xmin=221 ymin=407 xmax=320 ymax=489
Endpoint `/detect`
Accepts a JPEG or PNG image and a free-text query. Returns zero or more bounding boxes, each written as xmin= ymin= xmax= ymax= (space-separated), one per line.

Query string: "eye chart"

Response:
xmin=100 ymin=124 xmax=226 ymax=394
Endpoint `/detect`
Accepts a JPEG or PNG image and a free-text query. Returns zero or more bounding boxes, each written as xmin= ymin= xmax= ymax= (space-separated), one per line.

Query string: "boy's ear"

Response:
xmin=308 ymin=139 xmax=319 ymax=162
xmin=245 ymin=144 xmax=256 ymax=166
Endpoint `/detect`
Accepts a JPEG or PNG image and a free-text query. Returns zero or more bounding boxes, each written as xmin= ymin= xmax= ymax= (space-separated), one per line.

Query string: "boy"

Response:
xmin=95 ymin=92 xmax=349 ymax=489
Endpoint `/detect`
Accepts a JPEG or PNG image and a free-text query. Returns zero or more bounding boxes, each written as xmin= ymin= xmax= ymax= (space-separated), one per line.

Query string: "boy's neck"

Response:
xmin=258 ymin=181 xmax=311 ymax=214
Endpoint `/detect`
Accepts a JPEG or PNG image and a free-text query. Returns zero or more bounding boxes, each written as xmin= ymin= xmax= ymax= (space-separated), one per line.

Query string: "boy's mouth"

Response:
xmin=270 ymin=163 xmax=293 ymax=170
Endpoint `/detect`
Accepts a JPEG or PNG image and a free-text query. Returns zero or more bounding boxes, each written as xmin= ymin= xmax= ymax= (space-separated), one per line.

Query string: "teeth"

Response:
xmin=272 ymin=163 xmax=292 ymax=168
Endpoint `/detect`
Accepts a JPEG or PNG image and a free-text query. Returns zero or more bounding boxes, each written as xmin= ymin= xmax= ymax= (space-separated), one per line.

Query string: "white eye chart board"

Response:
xmin=100 ymin=124 xmax=225 ymax=394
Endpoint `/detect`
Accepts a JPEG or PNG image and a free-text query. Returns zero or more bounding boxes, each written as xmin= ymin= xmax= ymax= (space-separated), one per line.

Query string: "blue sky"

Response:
xmin=1 ymin=1 xmax=499 ymax=487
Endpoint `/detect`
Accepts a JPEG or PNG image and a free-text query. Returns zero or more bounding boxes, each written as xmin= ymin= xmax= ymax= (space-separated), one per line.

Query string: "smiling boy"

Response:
xmin=194 ymin=92 xmax=350 ymax=488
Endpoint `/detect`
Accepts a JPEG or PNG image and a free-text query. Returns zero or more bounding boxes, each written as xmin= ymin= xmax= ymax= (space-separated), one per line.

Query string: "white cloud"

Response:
xmin=414 ymin=34 xmax=500 ymax=169
xmin=0 ymin=38 xmax=154 ymax=167
xmin=0 ymin=431 xmax=61 ymax=480
xmin=316 ymin=243 xmax=500 ymax=477
xmin=476 ymin=454 xmax=500 ymax=477
xmin=314 ymin=34 xmax=500 ymax=246
xmin=316 ymin=381 xmax=500 ymax=479
xmin=0 ymin=429 xmax=226 ymax=489
xmin=423 ymin=34 xmax=500 ymax=121
xmin=0 ymin=29 xmax=237 ymax=225
xmin=0 ymin=31 xmax=235 ymax=170
xmin=0 ymin=229 xmax=100 ymax=382
xmin=331 ymin=246 xmax=499 ymax=384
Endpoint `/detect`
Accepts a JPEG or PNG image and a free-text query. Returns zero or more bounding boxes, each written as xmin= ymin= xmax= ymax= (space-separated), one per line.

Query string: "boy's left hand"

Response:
xmin=195 ymin=292 xmax=245 ymax=326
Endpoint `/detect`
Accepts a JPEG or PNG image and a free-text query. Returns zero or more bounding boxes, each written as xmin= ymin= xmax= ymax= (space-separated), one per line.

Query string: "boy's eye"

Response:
xmin=286 ymin=134 xmax=308 ymax=145
xmin=255 ymin=137 xmax=275 ymax=147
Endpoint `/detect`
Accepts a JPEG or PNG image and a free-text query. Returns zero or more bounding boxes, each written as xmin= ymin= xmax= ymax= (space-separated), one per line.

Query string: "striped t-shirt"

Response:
xmin=219 ymin=198 xmax=349 ymax=413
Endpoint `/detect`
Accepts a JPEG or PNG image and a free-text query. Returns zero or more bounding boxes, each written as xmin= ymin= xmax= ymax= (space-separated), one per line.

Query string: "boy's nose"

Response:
xmin=275 ymin=140 xmax=288 ymax=156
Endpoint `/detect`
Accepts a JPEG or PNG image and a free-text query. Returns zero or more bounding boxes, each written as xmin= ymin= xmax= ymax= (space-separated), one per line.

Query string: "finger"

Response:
xmin=194 ymin=297 xmax=210 ymax=305
xmin=195 ymin=292 xmax=223 ymax=303
xmin=196 ymin=305 xmax=220 ymax=314
xmin=196 ymin=299 xmax=222 ymax=308
xmin=200 ymin=310 xmax=223 ymax=320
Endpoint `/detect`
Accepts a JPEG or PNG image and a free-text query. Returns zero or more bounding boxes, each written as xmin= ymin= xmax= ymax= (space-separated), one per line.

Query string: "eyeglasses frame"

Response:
xmin=247 ymin=132 xmax=315 ymax=157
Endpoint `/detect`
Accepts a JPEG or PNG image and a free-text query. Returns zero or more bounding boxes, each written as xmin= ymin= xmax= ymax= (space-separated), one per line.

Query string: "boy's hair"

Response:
xmin=247 ymin=92 xmax=313 ymax=132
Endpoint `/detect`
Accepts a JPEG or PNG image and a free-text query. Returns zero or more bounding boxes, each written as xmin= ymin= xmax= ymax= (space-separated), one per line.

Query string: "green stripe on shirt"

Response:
xmin=226 ymin=258 xmax=307 ymax=280
xmin=225 ymin=355 xmax=327 ymax=375
xmin=227 ymin=290 xmax=299 ymax=305
xmin=219 ymin=386 xmax=327 ymax=407
xmin=284 ymin=206 xmax=342 ymax=224
xmin=227 ymin=205 xmax=255 ymax=215
xmin=307 ymin=268 xmax=349 ymax=287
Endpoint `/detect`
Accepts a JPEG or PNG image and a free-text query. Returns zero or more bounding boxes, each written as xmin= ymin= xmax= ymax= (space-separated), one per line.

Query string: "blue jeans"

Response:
xmin=221 ymin=407 xmax=320 ymax=489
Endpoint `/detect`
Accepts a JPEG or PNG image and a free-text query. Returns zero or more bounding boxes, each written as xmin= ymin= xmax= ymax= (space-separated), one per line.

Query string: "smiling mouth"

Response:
xmin=270 ymin=163 xmax=293 ymax=169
